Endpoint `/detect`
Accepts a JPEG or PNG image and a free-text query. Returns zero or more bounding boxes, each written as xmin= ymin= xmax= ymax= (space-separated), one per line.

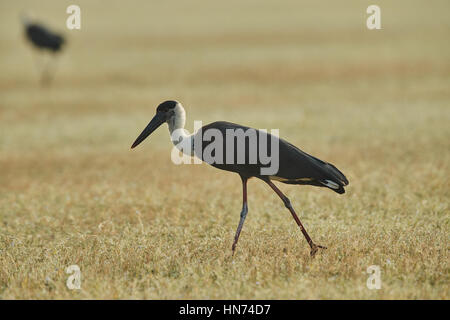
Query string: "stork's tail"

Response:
xmin=318 ymin=162 xmax=349 ymax=194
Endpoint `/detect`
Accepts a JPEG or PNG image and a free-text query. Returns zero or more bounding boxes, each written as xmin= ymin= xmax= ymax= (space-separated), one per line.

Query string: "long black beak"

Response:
xmin=131 ymin=112 xmax=166 ymax=149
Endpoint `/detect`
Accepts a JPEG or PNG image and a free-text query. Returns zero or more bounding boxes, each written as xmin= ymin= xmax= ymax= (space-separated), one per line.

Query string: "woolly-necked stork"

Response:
xmin=131 ymin=100 xmax=349 ymax=257
xmin=21 ymin=14 xmax=65 ymax=85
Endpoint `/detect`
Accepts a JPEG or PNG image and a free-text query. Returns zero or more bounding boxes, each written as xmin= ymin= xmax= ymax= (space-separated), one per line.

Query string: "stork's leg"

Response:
xmin=31 ymin=51 xmax=46 ymax=84
xmin=231 ymin=176 xmax=248 ymax=254
xmin=265 ymin=179 xmax=326 ymax=257
xmin=41 ymin=54 xmax=58 ymax=86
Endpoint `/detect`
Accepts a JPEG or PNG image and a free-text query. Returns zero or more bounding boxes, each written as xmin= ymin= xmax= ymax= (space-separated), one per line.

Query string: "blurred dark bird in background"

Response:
xmin=21 ymin=12 xmax=65 ymax=85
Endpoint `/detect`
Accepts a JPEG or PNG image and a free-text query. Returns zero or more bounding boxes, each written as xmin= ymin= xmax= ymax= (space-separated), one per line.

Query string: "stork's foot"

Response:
xmin=310 ymin=243 xmax=327 ymax=257
xmin=231 ymin=243 xmax=237 ymax=256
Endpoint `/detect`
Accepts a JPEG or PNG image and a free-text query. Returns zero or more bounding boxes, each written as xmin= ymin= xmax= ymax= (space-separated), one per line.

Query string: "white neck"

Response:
xmin=167 ymin=102 xmax=193 ymax=155
xmin=20 ymin=12 xmax=33 ymax=27
xmin=167 ymin=102 xmax=186 ymax=135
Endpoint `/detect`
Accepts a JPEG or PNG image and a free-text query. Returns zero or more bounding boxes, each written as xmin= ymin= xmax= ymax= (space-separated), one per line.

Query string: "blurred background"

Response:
xmin=0 ymin=0 xmax=448 ymax=299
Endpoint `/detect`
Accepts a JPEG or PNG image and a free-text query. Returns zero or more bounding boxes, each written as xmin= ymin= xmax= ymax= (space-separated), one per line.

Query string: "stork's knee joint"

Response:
xmin=283 ymin=197 xmax=292 ymax=209
xmin=240 ymin=203 xmax=248 ymax=218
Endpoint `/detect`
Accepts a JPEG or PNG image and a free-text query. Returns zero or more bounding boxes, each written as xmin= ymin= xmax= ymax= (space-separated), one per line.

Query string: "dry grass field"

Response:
xmin=0 ymin=0 xmax=449 ymax=299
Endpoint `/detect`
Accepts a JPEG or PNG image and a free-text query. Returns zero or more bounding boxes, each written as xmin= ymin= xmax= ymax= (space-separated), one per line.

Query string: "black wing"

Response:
xmin=275 ymin=139 xmax=349 ymax=193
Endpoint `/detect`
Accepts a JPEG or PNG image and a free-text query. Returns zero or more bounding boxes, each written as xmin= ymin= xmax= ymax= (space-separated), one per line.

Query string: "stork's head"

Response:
xmin=20 ymin=11 xmax=33 ymax=26
xmin=131 ymin=100 xmax=185 ymax=149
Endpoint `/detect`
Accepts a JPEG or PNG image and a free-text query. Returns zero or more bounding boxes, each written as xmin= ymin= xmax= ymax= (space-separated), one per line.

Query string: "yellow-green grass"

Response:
xmin=0 ymin=0 xmax=449 ymax=299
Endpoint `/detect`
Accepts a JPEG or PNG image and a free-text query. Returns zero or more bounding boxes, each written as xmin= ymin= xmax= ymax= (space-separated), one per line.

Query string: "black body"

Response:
xmin=25 ymin=23 xmax=64 ymax=52
xmin=196 ymin=121 xmax=349 ymax=194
